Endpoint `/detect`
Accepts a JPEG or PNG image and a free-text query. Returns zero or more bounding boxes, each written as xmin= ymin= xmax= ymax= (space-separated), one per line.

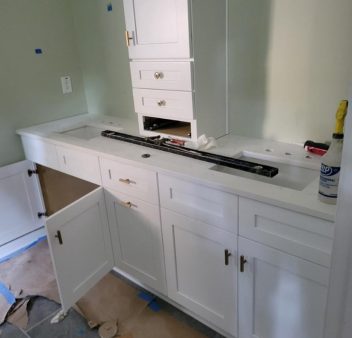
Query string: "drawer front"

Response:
xmin=57 ymin=146 xmax=101 ymax=185
xmin=159 ymin=174 xmax=238 ymax=233
xmin=130 ymin=61 xmax=192 ymax=91
xmin=21 ymin=136 xmax=59 ymax=170
xmin=239 ymin=197 xmax=334 ymax=267
xmin=133 ymin=88 xmax=194 ymax=120
xmin=100 ymin=158 xmax=158 ymax=204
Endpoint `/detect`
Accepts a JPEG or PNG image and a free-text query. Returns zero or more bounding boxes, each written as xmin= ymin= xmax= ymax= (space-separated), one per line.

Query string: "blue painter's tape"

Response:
xmin=35 ymin=48 xmax=43 ymax=54
xmin=107 ymin=3 xmax=113 ymax=11
xmin=138 ymin=291 xmax=155 ymax=303
xmin=0 ymin=236 xmax=47 ymax=264
xmin=0 ymin=282 xmax=16 ymax=305
xmin=148 ymin=299 xmax=161 ymax=312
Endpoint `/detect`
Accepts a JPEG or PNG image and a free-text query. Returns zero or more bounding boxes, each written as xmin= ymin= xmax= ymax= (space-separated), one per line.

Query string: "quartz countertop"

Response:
xmin=17 ymin=114 xmax=336 ymax=222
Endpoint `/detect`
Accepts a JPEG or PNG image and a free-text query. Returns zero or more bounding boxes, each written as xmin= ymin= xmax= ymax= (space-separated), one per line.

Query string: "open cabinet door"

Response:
xmin=46 ymin=187 xmax=114 ymax=313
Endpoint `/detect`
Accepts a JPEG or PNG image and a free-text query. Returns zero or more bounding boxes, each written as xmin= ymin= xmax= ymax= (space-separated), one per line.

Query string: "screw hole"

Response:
xmin=265 ymin=149 xmax=273 ymax=152
xmin=285 ymin=152 xmax=292 ymax=156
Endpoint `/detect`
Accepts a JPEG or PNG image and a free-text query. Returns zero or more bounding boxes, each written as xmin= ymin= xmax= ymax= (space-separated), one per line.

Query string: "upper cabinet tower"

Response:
xmin=123 ymin=0 xmax=228 ymax=141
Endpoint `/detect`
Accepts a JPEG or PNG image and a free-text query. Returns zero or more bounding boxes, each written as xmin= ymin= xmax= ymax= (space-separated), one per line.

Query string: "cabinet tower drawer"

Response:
xmin=100 ymin=158 xmax=158 ymax=204
xmin=159 ymin=174 xmax=238 ymax=233
xmin=130 ymin=61 xmax=192 ymax=91
xmin=239 ymin=197 xmax=334 ymax=267
xmin=133 ymin=88 xmax=194 ymax=120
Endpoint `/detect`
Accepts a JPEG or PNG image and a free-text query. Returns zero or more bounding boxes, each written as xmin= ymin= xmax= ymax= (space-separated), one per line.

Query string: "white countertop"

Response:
xmin=17 ymin=114 xmax=336 ymax=222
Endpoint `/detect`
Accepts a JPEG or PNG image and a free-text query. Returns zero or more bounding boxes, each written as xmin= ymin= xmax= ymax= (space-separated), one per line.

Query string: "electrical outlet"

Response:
xmin=61 ymin=76 xmax=72 ymax=94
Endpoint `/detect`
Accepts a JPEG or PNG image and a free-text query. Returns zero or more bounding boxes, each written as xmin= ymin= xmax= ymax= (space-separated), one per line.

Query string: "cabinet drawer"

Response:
xmin=159 ymin=174 xmax=238 ymax=233
xmin=57 ymin=146 xmax=101 ymax=185
xmin=130 ymin=61 xmax=192 ymax=91
xmin=239 ymin=198 xmax=334 ymax=267
xmin=100 ymin=158 xmax=158 ymax=204
xmin=133 ymin=88 xmax=194 ymax=120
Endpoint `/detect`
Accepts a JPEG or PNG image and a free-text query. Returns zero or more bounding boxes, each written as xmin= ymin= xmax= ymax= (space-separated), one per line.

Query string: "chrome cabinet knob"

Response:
xmin=154 ymin=72 xmax=164 ymax=80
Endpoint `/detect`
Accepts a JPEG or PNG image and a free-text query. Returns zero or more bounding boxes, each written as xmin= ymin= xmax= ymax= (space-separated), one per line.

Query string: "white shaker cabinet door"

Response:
xmin=161 ymin=209 xmax=237 ymax=336
xmin=46 ymin=187 xmax=114 ymax=313
xmin=123 ymin=0 xmax=191 ymax=59
xmin=238 ymin=237 xmax=330 ymax=338
xmin=105 ymin=190 xmax=167 ymax=294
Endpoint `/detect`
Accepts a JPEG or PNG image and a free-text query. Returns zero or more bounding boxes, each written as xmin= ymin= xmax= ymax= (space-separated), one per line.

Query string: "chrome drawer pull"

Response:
xmin=119 ymin=201 xmax=137 ymax=209
xmin=157 ymin=100 xmax=166 ymax=107
xmin=154 ymin=72 xmax=164 ymax=80
xmin=119 ymin=178 xmax=136 ymax=185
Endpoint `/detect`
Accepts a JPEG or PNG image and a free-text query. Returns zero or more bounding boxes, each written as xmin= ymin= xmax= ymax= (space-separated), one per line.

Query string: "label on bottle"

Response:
xmin=319 ymin=163 xmax=341 ymax=199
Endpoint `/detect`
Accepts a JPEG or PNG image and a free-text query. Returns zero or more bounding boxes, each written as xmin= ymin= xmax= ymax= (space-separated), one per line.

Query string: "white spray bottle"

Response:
xmin=318 ymin=100 xmax=348 ymax=204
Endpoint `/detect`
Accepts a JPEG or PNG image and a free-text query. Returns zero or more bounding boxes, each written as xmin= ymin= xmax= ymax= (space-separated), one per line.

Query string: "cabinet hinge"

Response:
xmin=38 ymin=211 xmax=48 ymax=219
xmin=28 ymin=169 xmax=39 ymax=177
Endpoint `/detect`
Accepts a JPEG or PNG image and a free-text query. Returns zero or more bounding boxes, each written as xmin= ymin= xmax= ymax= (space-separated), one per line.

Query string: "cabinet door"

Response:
xmin=0 ymin=161 xmax=44 ymax=246
xmin=46 ymin=187 xmax=114 ymax=312
xmin=161 ymin=209 xmax=237 ymax=336
xmin=238 ymin=237 xmax=330 ymax=338
xmin=123 ymin=0 xmax=191 ymax=59
xmin=105 ymin=190 xmax=166 ymax=294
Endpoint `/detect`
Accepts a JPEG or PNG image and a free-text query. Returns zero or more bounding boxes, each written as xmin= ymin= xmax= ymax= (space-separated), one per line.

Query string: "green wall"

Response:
xmin=71 ymin=0 xmax=135 ymax=119
xmin=0 ymin=0 xmax=87 ymax=167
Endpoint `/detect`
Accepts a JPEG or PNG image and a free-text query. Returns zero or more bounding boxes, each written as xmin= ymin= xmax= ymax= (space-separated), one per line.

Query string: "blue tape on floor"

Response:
xmin=148 ymin=299 xmax=161 ymax=312
xmin=0 ymin=282 xmax=16 ymax=305
xmin=0 ymin=235 xmax=47 ymax=264
xmin=138 ymin=291 xmax=155 ymax=303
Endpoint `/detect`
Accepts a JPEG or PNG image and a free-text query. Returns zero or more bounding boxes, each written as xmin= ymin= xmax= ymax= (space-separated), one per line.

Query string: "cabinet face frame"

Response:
xmin=123 ymin=0 xmax=191 ymax=59
xmin=238 ymin=237 xmax=330 ymax=338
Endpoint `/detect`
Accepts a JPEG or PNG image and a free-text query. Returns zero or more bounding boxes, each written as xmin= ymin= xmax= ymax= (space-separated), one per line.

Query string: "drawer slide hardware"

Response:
xmin=119 ymin=201 xmax=137 ymax=209
xmin=28 ymin=169 xmax=39 ymax=177
xmin=54 ymin=230 xmax=63 ymax=245
xmin=240 ymin=255 xmax=248 ymax=272
xmin=119 ymin=178 xmax=136 ymax=185
xmin=224 ymin=249 xmax=232 ymax=266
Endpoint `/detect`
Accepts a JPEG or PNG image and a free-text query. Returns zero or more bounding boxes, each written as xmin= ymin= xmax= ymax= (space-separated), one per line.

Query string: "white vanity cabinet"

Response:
xmin=123 ymin=0 xmax=228 ymax=141
xmin=238 ymin=197 xmax=334 ymax=338
xmin=100 ymin=158 xmax=167 ymax=294
xmin=238 ymin=237 xmax=329 ymax=338
xmin=19 ymin=136 xmax=114 ymax=314
xmin=159 ymin=174 xmax=238 ymax=336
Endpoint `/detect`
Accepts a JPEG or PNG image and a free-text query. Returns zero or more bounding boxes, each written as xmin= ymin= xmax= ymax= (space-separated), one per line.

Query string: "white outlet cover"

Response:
xmin=61 ymin=76 xmax=72 ymax=94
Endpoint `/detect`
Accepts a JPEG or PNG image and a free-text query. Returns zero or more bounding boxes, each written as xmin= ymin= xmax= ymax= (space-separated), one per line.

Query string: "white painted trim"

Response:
xmin=324 ymin=88 xmax=352 ymax=338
